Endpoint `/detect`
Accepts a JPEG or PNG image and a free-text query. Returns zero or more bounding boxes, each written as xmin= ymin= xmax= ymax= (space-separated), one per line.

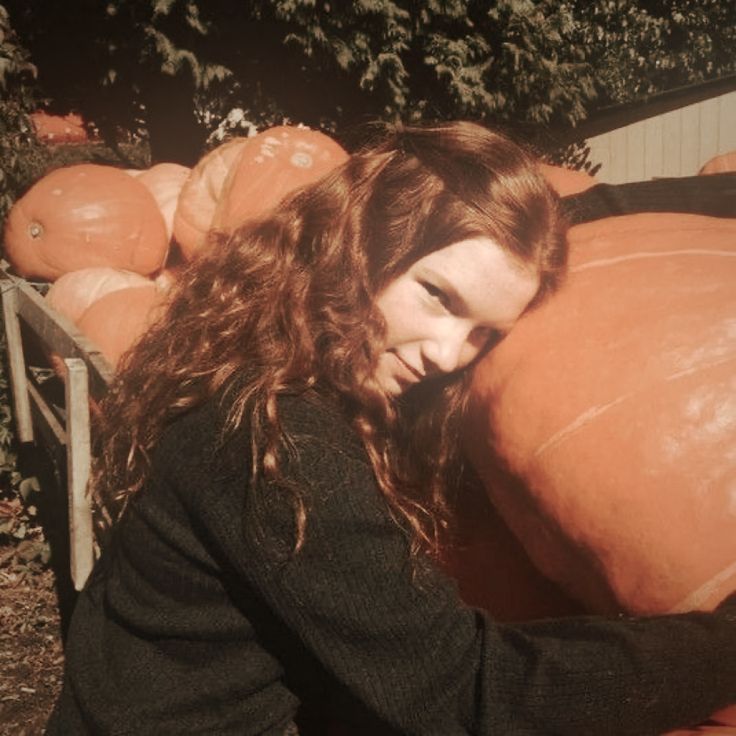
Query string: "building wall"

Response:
xmin=585 ymin=89 xmax=736 ymax=183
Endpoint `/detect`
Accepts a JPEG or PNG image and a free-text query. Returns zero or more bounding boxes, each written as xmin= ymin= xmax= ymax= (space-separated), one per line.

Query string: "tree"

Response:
xmin=0 ymin=4 xmax=45 ymax=222
xmin=570 ymin=0 xmax=736 ymax=105
xmin=5 ymin=1 xmax=735 ymax=165
xmin=4 ymin=1 xmax=596 ymax=163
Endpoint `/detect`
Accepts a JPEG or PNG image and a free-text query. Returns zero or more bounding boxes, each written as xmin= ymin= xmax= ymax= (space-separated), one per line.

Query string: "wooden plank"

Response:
xmin=0 ymin=265 xmax=113 ymax=398
xmin=718 ymin=91 xmax=736 ymax=152
xmin=64 ymin=358 xmax=95 ymax=591
xmin=643 ymin=115 xmax=664 ymax=180
xmin=625 ymin=120 xmax=646 ymax=182
xmin=697 ymin=97 xmax=720 ymax=171
xmin=679 ymin=103 xmax=701 ymax=176
xmin=1 ymin=285 xmax=34 ymax=443
xmin=661 ymin=109 xmax=683 ymax=177
xmin=27 ymin=380 xmax=66 ymax=449
xmin=605 ymin=126 xmax=629 ymax=184
xmin=583 ymin=136 xmax=610 ymax=180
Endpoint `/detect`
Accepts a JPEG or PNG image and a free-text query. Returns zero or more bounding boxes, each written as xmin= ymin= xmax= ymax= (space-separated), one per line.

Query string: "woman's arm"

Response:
xmin=186 ymin=393 xmax=736 ymax=736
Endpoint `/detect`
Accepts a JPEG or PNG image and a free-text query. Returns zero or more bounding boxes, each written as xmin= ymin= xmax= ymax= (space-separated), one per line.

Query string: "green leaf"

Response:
xmin=18 ymin=476 xmax=40 ymax=503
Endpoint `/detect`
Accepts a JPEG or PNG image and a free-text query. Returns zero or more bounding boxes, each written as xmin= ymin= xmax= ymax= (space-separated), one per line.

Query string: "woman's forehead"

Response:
xmin=411 ymin=237 xmax=540 ymax=326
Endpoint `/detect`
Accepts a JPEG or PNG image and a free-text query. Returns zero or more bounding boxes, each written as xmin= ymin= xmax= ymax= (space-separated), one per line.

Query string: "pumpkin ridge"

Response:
xmin=572 ymin=248 xmax=736 ymax=272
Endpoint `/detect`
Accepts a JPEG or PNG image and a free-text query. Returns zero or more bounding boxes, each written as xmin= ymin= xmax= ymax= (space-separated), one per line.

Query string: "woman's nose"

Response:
xmin=421 ymin=324 xmax=478 ymax=375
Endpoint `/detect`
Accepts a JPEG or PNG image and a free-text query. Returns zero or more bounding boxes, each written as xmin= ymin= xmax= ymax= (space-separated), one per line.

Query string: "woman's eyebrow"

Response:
xmin=422 ymin=266 xmax=515 ymax=335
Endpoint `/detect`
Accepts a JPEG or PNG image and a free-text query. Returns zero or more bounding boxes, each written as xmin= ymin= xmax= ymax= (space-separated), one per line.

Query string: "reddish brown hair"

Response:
xmin=92 ymin=120 xmax=567 ymax=555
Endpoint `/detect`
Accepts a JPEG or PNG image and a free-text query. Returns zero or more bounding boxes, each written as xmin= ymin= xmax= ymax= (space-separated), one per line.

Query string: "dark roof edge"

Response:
xmin=551 ymin=73 xmax=736 ymax=146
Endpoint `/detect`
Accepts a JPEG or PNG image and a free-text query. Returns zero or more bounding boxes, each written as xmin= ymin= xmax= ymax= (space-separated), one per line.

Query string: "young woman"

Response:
xmin=48 ymin=121 xmax=736 ymax=735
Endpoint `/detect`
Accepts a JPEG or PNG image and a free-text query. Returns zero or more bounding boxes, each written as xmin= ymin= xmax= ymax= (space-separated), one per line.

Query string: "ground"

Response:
xmin=0 ymin=560 xmax=63 ymax=736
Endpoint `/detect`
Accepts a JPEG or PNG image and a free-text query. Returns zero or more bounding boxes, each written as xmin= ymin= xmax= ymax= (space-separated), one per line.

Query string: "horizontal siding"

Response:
xmin=585 ymin=89 xmax=736 ymax=183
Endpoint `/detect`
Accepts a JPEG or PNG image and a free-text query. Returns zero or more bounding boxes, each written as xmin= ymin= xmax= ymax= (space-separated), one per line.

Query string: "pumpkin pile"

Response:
xmin=2 ymin=124 xmax=349 ymax=368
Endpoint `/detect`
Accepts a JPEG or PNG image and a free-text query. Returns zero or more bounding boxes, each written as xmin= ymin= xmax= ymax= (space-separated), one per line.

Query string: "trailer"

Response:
xmin=0 ymin=260 xmax=113 ymax=590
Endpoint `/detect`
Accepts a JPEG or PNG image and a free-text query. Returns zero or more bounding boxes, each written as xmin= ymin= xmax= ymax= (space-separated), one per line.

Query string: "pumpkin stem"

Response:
xmin=28 ymin=221 xmax=44 ymax=239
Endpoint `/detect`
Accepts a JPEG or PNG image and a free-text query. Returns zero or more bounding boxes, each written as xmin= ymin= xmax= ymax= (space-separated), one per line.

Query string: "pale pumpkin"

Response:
xmin=172 ymin=137 xmax=252 ymax=260
xmin=132 ymin=163 xmax=191 ymax=242
xmin=45 ymin=267 xmax=153 ymax=325
xmin=464 ymin=211 xmax=736 ymax=616
xmin=75 ymin=283 xmax=166 ymax=368
xmin=3 ymin=164 xmax=169 ymax=281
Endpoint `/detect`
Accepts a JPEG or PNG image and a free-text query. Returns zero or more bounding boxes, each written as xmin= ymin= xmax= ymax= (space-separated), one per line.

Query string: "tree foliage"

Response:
xmin=572 ymin=0 xmax=736 ymax=105
xmin=0 ymin=5 xmax=46 ymax=223
xmin=4 ymin=1 xmax=597 ymax=162
xmin=3 ymin=1 xmax=735 ymax=164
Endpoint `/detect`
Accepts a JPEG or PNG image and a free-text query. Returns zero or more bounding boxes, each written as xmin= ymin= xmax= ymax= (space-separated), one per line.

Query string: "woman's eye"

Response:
xmin=421 ymin=281 xmax=448 ymax=306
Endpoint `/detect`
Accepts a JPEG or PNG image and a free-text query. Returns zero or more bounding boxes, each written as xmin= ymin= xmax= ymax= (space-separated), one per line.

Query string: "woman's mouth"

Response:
xmin=392 ymin=351 xmax=423 ymax=384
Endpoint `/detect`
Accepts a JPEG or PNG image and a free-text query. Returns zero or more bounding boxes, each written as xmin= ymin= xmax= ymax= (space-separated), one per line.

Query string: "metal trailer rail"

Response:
xmin=0 ymin=260 xmax=113 ymax=590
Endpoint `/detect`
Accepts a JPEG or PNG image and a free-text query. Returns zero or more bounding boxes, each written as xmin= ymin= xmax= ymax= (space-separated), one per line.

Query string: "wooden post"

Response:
xmin=1 ymin=283 xmax=34 ymax=444
xmin=64 ymin=358 xmax=95 ymax=590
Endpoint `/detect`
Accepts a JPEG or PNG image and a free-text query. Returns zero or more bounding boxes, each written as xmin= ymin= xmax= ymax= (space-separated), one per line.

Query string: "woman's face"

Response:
xmin=373 ymin=236 xmax=539 ymax=395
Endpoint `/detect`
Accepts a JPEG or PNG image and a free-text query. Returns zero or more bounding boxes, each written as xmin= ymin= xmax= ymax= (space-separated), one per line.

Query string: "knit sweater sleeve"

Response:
xmin=178 ymin=393 xmax=736 ymax=736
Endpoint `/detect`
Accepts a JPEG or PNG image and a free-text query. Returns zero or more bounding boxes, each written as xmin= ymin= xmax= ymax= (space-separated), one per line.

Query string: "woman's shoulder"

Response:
xmin=154 ymin=384 xmax=367 ymax=475
xmin=277 ymin=390 xmax=368 ymax=462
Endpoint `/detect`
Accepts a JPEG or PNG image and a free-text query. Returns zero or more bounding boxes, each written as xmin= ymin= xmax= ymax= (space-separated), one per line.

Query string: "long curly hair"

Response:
xmin=92 ymin=120 xmax=567 ymax=557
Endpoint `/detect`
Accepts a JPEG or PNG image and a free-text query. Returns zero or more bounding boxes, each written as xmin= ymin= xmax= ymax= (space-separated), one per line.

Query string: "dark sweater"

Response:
xmin=48 ymin=390 xmax=736 ymax=735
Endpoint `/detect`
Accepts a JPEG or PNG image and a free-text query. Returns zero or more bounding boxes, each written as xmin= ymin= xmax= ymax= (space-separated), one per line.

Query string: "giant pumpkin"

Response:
xmin=3 ymin=164 xmax=169 ymax=281
xmin=212 ymin=125 xmax=349 ymax=236
xmin=172 ymin=137 xmax=252 ymax=260
xmin=464 ymin=211 xmax=736 ymax=617
xmin=438 ymin=473 xmax=585 ymax=622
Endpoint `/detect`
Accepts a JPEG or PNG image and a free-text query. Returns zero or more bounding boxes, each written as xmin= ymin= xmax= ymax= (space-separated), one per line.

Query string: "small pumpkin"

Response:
xmin=3 ymin=164 xmax=169 ymax=281
xmin=698 ymin=150 xmax=736 ymax=175
xmin=30 ymin=111 xmax=89 ymax=144
xmin=45 ymin=267 xmax=153 ymax=325
xmin=131 ymin=163 xmax=191 ymax=242
xmin=75 ymin=283 xmax=166 ymax=368
xmin=464 ymin=211 xmax=736 ymax=616
xmin=172 ymin=137 xmax=252 ymax=260
xmin=212 ymin=125 xmax=349 ymax=237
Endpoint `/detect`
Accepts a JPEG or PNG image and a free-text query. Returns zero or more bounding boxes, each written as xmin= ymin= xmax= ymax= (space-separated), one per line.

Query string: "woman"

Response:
xmin=49 ymin=121 xmax=736 ymax=735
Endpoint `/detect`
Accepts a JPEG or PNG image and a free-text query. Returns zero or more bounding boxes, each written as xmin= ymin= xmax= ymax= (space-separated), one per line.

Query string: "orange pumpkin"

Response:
xmin=3 ymin=164 xmax=169 ymax=281
xmin=538 ymin=162 xmax=598 ymax=197
xmin=30 ymin=111 xmax=89 ymax=144
xmin=438 ymin=475 xmax=585 ymax=622
xmin=464 ymin=211 xmax=736 ymax=616
xmin=172 ymin=137 xmax=252 ymax=260
xmin=75 ymin=283 xmax=166 ymax=368
xmin=699 ymin=150 xmax=736 ymax=175
xmin=132 ymin=163 xmax=191 ymax=242
xmin=45 ymin=267 xmax=153 ymax=325
xmin=212 ymin=125 xmax=349 ymax=236
xmin=664 ymin=706 xmax=736 ymax=735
